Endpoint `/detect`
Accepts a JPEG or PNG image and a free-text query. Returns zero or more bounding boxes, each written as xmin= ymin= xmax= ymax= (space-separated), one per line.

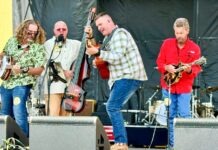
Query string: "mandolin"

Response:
xmin=164 ymin=56 xmax=206 ymax=86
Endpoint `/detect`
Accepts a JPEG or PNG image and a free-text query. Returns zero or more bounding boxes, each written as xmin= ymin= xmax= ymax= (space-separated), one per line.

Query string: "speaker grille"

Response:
xmin=175 ymin=118 xmax=218 ymax=150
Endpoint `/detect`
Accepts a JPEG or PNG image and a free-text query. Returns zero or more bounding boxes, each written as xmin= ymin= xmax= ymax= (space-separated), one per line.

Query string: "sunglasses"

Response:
xmin=56 ymin=28 xmax=67 ymax=32
xmin=27 ymin=30 xmax=38 ymax=36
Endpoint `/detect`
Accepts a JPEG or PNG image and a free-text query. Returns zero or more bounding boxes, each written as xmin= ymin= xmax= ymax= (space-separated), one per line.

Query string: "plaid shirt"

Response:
xmin=100 ymin=28 xmax=147 ymax=88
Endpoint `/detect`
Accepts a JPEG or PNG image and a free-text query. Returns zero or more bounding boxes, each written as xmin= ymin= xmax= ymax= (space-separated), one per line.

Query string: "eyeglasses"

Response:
xmin=56 ymin=28 xmax=67 ymax=32
xmin=27 ymin=30 xmax=38 ymax=36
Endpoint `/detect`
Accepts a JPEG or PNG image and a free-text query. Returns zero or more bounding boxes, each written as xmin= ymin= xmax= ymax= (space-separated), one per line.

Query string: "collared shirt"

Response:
xmin=43 ymin=36 xmax=81 ymax=94
xmin=2 ymin=37 xmax=46 ymax=89
xmin=156 ymin=38 xmax=202 ymax=93
xmin=100 ymin=28 xmax=148 ymax=88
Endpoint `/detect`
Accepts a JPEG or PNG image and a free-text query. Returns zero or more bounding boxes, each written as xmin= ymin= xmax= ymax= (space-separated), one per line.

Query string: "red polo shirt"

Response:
xmin=156 ymin=38 xmax=202 ymax=94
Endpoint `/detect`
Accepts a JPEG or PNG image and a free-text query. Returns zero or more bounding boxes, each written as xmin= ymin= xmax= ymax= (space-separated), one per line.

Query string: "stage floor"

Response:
xmin=105 ymin=125 xmax=168 ymax=148
xmin=129 ymin=147 xmax=164 ymax=150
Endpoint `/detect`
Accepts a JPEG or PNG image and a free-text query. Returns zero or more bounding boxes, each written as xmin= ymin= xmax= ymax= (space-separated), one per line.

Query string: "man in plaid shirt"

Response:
xmin=86 ymin=12 xmax=147 ymax=150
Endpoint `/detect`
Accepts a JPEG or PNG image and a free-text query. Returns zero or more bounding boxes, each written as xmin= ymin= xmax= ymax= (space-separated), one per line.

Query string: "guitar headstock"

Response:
xmin=194 ymin=56 xmax=207 ymax=66
xmin=85 ymin=8 xmax=97 ymax=39
xmin=89 ymin=7 xmax=96 ymax=24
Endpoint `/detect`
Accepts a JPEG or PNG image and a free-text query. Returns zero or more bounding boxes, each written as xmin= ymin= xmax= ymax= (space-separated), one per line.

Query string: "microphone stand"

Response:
xmin=38 ymin=40 xmax=57 ymax=116
xmin=166 ymin=82 xmax=171 ymax=150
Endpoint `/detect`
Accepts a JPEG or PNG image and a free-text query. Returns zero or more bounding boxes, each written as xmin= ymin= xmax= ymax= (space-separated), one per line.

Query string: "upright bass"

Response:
xmin=62 ymin=8 xmax=96 ymax=113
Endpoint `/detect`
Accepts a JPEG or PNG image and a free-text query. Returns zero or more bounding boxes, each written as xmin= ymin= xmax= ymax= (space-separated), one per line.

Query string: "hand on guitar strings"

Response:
xmin=11 ymin=64 xmax=22 ymax=74
xmin=165 ymin=63 xmax=192 ymax=73
xmin=164 ymin=64 xmax=176 ymax=73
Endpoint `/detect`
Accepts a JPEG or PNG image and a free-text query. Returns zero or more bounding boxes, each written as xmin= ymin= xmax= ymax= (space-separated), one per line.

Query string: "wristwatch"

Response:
xmin=21 ymin=67 xmax=29 ymax=73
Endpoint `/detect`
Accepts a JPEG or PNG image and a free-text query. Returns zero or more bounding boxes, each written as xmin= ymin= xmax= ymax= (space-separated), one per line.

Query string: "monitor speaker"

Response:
xmin=29 ymin=116 xmax=110 ymax=150
xmin=0 ymin=115 xmax=29 ymax=146
xmin=174 ymin=118 xmax=218 ymax=150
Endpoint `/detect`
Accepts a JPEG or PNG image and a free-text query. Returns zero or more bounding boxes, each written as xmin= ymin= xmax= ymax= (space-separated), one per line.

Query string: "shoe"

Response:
xmin=110 ymin=143 xmax=128 ymax=150
xmin=166 ymin=146 xmax=174 ymax=150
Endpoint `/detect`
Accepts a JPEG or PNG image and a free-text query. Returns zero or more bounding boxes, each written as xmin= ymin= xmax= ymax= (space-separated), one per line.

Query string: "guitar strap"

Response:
xmin=100 ymin=27 xmax=118 ymax=51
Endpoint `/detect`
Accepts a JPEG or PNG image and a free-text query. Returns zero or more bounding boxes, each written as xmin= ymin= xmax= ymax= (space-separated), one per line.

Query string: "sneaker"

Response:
xmin=110 ymin=143 xmax=128 ymax=150
xmin=166 ymin=146 xmax=174 ymax=150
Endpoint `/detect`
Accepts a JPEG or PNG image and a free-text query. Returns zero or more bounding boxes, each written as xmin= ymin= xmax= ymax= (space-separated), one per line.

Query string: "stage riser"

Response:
xmin=126 ymin=126 xmax=168 ymax=147
xmin=175 ymin=118 xmax=218 ymax=150
xmin=29 ymin=116 xmax=110 ymax=150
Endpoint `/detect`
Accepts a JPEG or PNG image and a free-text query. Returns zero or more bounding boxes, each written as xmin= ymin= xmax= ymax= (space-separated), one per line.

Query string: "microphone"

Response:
xmin=55 ymin=34 xmax=64 ymax=48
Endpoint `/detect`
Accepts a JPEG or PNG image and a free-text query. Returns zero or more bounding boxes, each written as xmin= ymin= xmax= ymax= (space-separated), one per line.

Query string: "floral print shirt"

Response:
xmin=2 ymin=37 xmax=46 ymax=89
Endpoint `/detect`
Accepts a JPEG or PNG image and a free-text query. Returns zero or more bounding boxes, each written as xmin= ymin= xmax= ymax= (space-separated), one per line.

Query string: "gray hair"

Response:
xmin=173 ymin=18 xmax=190 ymax=30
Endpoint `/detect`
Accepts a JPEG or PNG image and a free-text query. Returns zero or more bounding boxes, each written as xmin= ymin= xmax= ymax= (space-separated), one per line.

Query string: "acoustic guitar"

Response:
xmin=94 ymin=56 xmax=109 ymax=79
xmin=164 ymin=56 xmax=206 ymax=86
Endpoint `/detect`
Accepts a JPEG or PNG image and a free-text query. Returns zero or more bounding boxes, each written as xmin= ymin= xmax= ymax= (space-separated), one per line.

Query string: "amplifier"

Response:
xmin=74 ymin=99 xmax=96 ymax=116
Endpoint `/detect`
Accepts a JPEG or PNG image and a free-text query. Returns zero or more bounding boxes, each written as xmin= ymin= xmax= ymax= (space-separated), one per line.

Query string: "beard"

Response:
xmin=177 ymin=37 xmax=186 ymax=45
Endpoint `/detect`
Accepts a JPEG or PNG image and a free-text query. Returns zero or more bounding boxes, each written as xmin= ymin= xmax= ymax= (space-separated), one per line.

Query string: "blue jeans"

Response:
xmin=106 ymin=79 xmax=143 ymax=144
xmin=1 ymin=85 xmax=31 ymax=137
xmin=162 ymin=89 xmax=191 ymax=147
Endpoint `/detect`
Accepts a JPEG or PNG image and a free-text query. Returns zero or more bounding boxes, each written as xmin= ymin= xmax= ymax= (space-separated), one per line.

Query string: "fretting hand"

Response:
xmin=182 ymin=63 xmax=192 ymax=73
xmin=84 ymin=26 xmax=93 ymax=39
xmin=84 ymin=26 xmax=97 ymax=48
xmin=86 ymin=44 xmax=99 ymax=56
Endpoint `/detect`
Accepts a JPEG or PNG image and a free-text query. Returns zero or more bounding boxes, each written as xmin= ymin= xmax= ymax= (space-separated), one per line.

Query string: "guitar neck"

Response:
xmin=71 ymin=11 xmax=94 ymax=84
xmin=174 ymin=56 xmax=205 ymax=73
xmin=175 ymin=66 xmax=185 ymax=73
xmin=71 ymin=35 xmax=86 ymax=84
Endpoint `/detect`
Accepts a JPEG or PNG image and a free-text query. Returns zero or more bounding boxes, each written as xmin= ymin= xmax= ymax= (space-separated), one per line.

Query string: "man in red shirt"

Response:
xmin=156 ymin=18 xmax=202 ymax=150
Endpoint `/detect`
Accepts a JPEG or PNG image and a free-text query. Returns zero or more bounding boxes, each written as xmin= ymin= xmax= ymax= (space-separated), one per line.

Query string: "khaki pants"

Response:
xmin=45 ymin=94 xmax=72 ymax=116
